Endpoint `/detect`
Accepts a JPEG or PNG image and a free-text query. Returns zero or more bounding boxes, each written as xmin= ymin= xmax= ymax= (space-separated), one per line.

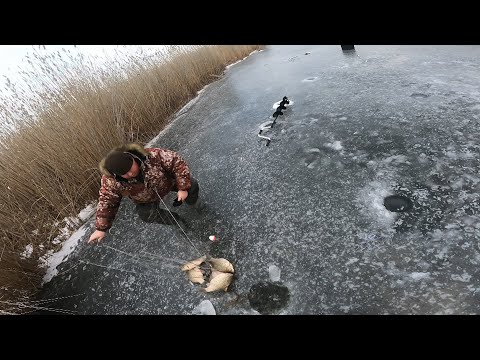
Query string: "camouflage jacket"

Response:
xmin=95 ymin=143 xmax=192 ymax=231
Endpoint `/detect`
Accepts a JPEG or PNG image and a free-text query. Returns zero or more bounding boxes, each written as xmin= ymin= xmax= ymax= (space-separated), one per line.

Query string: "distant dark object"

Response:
xmin=341 ymin=45 xmax=355 ymax=51
xmin=384 ymin=195 xmax=413 ymax=212
xmin=305 ymin=52 xmax=311 ymax=55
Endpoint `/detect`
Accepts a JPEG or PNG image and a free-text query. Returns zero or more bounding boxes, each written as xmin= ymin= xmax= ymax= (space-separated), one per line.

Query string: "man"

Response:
xmin=88 ymin=143 xmax=203 ymax=244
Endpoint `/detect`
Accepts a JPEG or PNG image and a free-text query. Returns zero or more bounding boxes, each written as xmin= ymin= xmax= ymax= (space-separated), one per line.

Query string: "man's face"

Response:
xmin=120 ymin=158 xmax=140 ymax=179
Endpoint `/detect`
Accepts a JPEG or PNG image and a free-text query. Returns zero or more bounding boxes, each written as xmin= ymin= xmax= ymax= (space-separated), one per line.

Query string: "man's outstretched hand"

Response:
xmin=177 ymin=190 xmax=188 ymax=202
xmin=88 ymin=230 xmax=106 ymax=244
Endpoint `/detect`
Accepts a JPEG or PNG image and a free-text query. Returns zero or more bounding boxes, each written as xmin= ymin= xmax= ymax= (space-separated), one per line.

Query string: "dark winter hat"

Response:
xmin=104 ymin=151 xmax=133 ymax=175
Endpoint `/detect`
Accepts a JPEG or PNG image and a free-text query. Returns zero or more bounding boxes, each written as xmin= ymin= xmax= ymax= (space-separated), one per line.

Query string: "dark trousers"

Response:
xmin=173 ymin=177 xmax=199 ymax=205
xmin=135 ymin=177 xmax=199 ymax=226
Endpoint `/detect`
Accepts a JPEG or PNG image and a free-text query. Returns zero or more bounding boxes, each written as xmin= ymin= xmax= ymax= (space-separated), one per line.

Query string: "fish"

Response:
xmin=208 ymin=258 xmax=234 ymax=273
xmin=201 ymin=272 xmax=234 ymax=293
xmin=181 ymin=255 xmax=207 ymax=271
xmin=209 ymin=269 xmax=224 ymax=281
xmin=187 ymin=267 xmax=205 ymax=284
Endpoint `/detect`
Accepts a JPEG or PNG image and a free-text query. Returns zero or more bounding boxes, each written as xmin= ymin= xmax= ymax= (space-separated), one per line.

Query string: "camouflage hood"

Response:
xmin=98 ymin=143 xmax=149 ymax=177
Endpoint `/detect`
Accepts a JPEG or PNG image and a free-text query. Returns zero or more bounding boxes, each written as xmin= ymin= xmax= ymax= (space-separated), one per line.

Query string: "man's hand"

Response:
xmin=177 ymin=190 xmax=188 ymax=202
xmin=88 ymin=230 xmax=106 ymax=244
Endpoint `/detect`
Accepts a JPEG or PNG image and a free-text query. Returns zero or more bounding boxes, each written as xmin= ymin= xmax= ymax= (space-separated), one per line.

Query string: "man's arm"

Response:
xmin=89 ymin=176 xmax=122 ymax=244
xmin=156 ymin=148 xmax=192 ymax=191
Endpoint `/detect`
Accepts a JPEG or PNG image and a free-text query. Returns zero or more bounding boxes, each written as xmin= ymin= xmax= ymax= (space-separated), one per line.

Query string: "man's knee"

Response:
xmin=136 ymin=203 xmax=156 ymax=222
xmin=190 ymin=178 xmax=199 ymax=193
xmin=185 ymin=177 xmax=200 ymax=205
xmin=136 ymin=202 xmax=187 ymax=226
